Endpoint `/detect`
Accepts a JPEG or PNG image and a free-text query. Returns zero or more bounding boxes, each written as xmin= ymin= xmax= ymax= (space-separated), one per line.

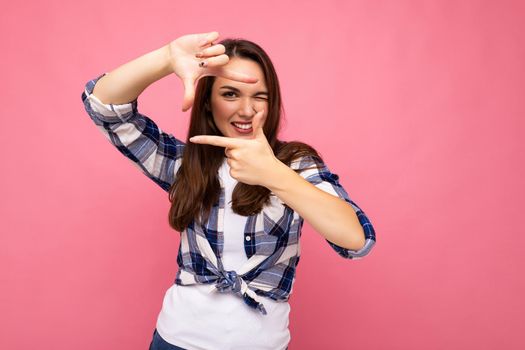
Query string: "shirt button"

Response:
xmin=245 ymin=236 xmax=251 ymax=241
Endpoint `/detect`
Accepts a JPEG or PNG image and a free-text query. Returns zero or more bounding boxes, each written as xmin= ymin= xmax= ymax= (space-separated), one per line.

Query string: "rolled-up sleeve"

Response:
xmin=81 ymin=72 xmax=185 ymax=192
xmin=292 ymin=155 xmax=377 ymax=259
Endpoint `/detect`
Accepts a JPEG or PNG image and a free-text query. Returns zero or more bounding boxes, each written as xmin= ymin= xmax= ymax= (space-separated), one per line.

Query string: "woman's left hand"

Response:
xmin=189 ymin=109 xmax=283 ymax=188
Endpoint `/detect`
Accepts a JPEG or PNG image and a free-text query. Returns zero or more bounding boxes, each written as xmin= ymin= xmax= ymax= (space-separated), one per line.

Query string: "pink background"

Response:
xmin=1 ymin=0 xmax=524 ymax=349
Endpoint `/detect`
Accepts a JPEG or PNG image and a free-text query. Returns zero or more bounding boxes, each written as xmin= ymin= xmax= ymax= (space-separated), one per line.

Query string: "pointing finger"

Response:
xmin=189 ymin=135 xmax=246 ymax=148
xmin=218 ymin=67 xmax=259 ymax=83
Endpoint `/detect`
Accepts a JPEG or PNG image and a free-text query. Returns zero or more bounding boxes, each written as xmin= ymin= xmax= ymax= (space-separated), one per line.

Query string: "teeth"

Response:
xmin=233 ymin=123 xmax=252 ymax=130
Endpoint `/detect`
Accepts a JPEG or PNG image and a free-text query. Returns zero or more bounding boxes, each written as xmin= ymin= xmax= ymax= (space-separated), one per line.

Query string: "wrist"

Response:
xmin=160 ymin=43 xmax=174 ymax=75
xmin=264 ymin=159 xmax=296 ymax=193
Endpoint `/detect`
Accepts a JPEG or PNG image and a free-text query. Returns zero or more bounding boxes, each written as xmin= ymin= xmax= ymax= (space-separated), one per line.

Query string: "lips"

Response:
xmin=231 ymin=122 xmax=253 ymax=134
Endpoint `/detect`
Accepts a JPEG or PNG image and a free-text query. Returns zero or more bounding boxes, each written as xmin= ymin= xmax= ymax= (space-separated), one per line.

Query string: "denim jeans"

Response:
xmin=149 ymin=329 xmax=187 ymax=350
xmin=148 ymin=328 xmax=289 ymax=350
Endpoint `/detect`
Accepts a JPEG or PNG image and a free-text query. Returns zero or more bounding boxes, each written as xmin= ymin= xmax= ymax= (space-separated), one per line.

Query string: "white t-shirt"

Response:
xmin=156 ymin=159 xmax=291 ymax=350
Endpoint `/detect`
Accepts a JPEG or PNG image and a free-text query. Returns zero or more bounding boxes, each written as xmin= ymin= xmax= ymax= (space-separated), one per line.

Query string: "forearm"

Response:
xmin=92 ymin=44 xmax=173 ymax=105
xmin=266 ymin=162 xmax=366 ymax=250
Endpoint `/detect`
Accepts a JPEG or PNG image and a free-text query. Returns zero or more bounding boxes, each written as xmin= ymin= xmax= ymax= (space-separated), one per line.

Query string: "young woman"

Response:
xmin=81 ymin=31 xmax=376 ymax=350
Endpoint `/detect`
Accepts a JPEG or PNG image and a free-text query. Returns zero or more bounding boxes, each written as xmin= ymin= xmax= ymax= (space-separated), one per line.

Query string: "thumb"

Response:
xmin=182 ymin=77 xmax=196 ymax=112
xmin=251 ymin=109 xmax=266 ymax=139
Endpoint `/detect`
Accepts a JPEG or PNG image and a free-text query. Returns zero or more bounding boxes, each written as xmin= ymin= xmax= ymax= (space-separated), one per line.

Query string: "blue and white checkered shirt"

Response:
xmin=82 ymin=73 xmax=377 ymax=315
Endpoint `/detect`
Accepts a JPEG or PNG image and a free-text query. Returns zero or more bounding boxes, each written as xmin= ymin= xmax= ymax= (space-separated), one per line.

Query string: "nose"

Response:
xmin=238 ymin=98 xmax=257 ymax=118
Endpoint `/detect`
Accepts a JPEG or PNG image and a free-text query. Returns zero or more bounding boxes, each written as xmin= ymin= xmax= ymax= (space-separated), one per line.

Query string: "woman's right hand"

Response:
xmin=168 ymin=31 xmax=259 ymax=112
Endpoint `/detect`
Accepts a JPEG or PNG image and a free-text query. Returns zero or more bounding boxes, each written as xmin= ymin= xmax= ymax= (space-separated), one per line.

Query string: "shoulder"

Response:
xmin=276 ymin=140 xmax=326 ymax=171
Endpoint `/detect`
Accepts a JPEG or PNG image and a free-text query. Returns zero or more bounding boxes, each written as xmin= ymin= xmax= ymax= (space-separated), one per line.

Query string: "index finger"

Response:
xmin=189 ymin=135 xmax=246 ymax=148
xmin=219 ymin=67 xmax=259 ymax=84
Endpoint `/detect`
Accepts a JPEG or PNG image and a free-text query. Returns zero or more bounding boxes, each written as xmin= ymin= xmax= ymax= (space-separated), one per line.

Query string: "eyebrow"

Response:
xmin=219 ymin=85 xmax=268 ymax=96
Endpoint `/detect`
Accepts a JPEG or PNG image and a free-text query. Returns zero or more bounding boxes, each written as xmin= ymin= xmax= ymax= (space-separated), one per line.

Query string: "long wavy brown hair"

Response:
xmin=168 ymin=38 xmax=323 ymax=232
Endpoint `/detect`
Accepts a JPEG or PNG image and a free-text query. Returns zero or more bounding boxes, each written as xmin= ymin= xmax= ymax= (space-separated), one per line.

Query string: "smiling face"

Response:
xmin=209 ymin=57 xmax=269 ymax=138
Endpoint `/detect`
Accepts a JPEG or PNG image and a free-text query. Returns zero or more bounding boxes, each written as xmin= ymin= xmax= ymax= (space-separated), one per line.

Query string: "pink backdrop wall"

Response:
xmin=1 ymin=0 xmax=523 ymax=349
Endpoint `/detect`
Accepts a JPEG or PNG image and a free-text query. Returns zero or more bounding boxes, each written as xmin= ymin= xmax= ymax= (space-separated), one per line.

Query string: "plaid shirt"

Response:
xmin=82 ymin=73 xmax=377 ymax=315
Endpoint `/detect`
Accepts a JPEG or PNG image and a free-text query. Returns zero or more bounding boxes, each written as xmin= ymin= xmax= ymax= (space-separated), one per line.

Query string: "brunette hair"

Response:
xmin=168 ymin=38 xmax=323 ymax=232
